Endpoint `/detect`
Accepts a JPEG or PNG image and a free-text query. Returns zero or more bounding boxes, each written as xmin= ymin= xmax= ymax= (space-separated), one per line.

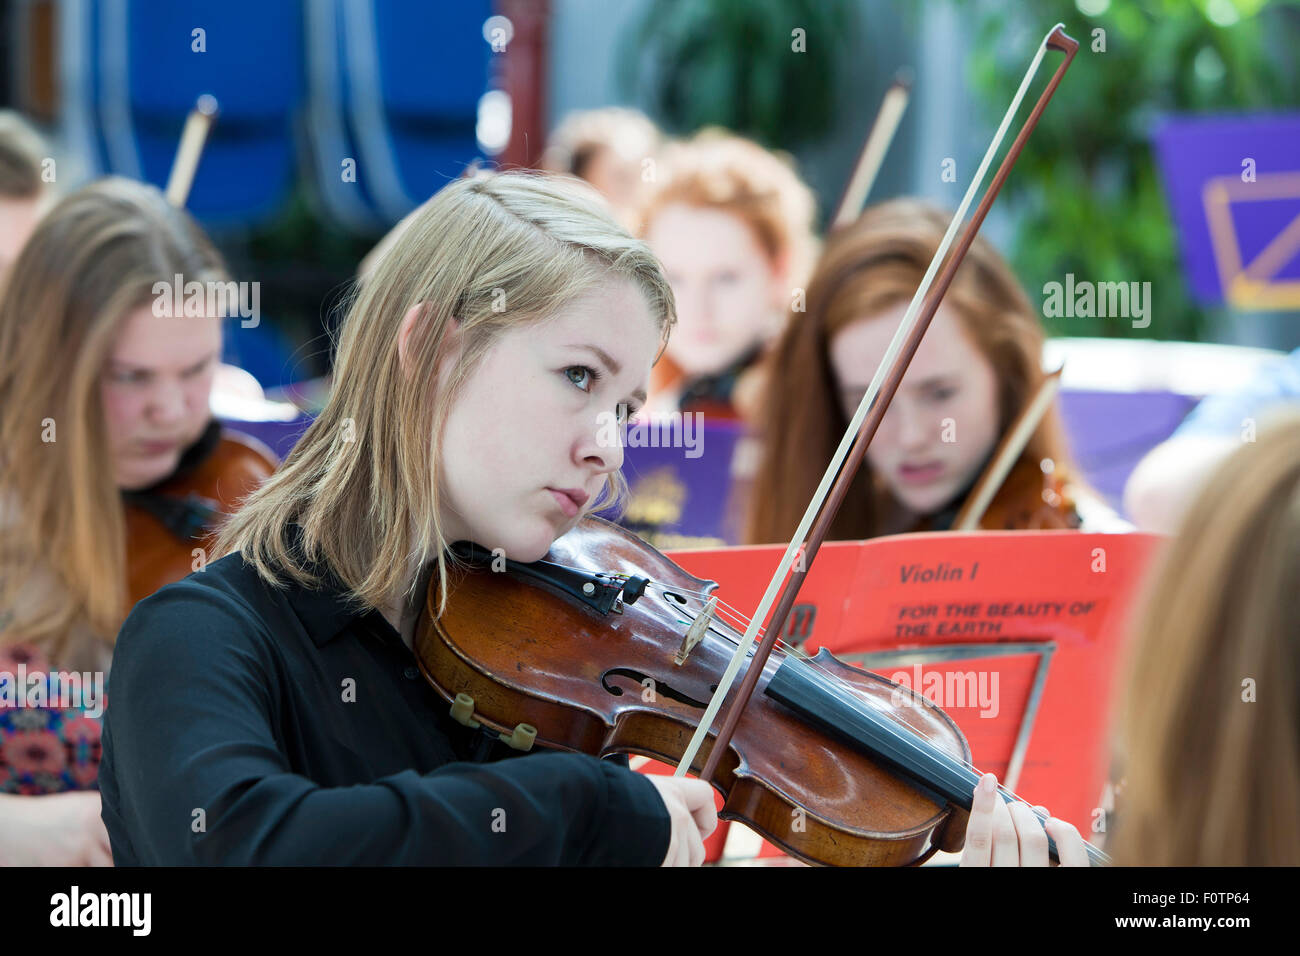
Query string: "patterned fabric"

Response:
xmin=0 ymin=643 xmax=103 ymax=794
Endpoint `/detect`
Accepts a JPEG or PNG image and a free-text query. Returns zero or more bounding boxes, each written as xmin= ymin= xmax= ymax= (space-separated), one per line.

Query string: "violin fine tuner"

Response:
xmin=499 ymin=723 xmax=538 ymax=752
xmin=450 ymin=692 xmax=481 ymax=729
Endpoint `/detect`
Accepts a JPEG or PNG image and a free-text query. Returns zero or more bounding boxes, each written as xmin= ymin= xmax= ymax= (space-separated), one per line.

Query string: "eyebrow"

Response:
xmin=110 ymin=350 xmax=220 ymax=374
xmin=567 ymin=344 xmax=648 ymax=405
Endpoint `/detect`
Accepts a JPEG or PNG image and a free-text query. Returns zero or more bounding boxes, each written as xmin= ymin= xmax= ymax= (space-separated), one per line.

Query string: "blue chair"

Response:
xmin=93 ymin=0 xmax=305 ymax=227
xmin=336 ymin=0 xmax=490 ymax=221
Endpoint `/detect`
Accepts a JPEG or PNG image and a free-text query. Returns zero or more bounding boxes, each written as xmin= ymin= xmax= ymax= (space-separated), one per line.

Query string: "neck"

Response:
xmin=380 ymin=554 xmax=437 ymax=650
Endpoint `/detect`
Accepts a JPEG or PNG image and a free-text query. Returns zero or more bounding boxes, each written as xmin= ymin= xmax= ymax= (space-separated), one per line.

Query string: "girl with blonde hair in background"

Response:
xmin=0 ymin=177 xmax=275 ymax=864
xmin=963 ymin=409 xmax=1300 ymax=865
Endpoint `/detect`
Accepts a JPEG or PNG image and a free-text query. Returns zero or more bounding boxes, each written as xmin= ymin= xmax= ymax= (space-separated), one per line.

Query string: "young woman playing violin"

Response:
xmin=98 ymin=171 xmax=718 ymax=866
xmin=0 ymin=177 xmax=275 ymax=864
xmin=744 ymin=198 xmax=1124 ymax=545
xmin=635 ymin=130 xmax=818 ymax=423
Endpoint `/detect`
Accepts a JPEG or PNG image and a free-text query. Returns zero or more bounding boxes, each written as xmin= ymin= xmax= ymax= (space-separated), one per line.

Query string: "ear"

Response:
xmin=398 ymin=304 xmax=461 ymax=377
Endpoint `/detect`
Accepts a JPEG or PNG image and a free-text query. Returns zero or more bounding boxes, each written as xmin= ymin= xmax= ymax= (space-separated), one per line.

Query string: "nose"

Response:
xmin=147 ymin=377 xmax=189 ymax=427
xmin=891 ymin=398 xmax=932 ymax=453
xmin=577 ymin=411 xmax=625 ymax=485
xmin=675 ymin=280 xmax=712 ymax=330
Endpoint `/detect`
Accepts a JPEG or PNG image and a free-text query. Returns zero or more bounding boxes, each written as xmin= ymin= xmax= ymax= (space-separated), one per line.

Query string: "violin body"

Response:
xmin=976 ymin=457 xmax=1079 ymax=532
xmin=415 ymin=515 xmax=971 ymax=866
xmin=125 ymin=427 xmax=277 ymax=606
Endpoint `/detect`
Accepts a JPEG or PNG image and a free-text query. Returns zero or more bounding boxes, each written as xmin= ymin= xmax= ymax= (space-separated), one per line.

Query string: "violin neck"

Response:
xmin=765 ymin=659 xmax=1110 ymax=866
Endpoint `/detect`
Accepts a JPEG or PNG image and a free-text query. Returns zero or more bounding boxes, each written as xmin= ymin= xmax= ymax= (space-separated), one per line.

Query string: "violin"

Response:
xmin=967 ymin=456 xmax=1078 ymax=532
xmin=415 ymin=25 xmax=1104 ymax=866
xmin=124 ymin=423 xmax=277 ymax=606
xmin=417 ymin=516 xmax=971 ymax=865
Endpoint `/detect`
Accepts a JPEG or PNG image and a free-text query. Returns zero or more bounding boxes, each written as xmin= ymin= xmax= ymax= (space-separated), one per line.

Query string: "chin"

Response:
xmin=495 ymin=521 xmax=563 ymax=563
xmin=894 ymin=485 xmax=959 ymax=516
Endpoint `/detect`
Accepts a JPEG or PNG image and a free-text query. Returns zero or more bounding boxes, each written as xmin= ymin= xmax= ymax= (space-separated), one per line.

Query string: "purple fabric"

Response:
xmin=1152 ymin=113 xmax=1300 ymax=304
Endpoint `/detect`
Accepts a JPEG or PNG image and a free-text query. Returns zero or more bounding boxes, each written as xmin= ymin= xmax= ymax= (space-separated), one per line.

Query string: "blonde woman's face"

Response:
xmin=829 ymin=302 xmax=1001 ymax=516
xmin=100 ymin=306 xmax=222 ymax=491
xmin=434 ymin=278 xmax=659 ymax=561
xmin=645 ymin=203 xmax=783 ymax=380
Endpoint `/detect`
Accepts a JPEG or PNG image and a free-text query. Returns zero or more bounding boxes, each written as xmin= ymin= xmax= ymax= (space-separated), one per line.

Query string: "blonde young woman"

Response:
xmin=98 ymin=171 xmax=717 ymax=866
xmin=745 ymin=199 xmax=1120 ymax=545
xmin=636 ymin=130 xmax=818 ymax=423
xmin=0 ymin=178 xmax=275 ymax=864
xmin=962 ymin=409 xmax=1300 ymax=866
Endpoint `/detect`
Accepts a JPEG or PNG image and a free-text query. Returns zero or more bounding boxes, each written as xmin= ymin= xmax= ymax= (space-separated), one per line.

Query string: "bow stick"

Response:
xmin=828 ymin=70 xmax=911 ymax=231
xmin=676 ymin=26 xmax=1079 ymax=791
xmin=164 ymin=94 xmax=219 ymax=207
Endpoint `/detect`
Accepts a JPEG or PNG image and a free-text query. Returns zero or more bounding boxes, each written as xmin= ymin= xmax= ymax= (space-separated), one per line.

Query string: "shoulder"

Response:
xmin=113 ymin=553 xmax=283 ymax=678
xmin=1176 ymin=348 xmax=1300 ymax=439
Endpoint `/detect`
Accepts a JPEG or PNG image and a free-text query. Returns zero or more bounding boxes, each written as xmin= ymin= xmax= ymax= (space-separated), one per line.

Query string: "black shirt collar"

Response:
xmin=279 ymin=523 xmax=383 ymax=647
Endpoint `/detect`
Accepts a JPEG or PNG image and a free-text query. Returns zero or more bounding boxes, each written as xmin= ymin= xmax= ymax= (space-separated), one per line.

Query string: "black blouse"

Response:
xmin=99 ymin=540 xmax=671 ymax=865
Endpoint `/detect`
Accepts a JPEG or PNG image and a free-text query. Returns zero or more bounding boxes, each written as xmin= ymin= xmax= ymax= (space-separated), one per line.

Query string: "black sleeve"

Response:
xmin=101 ymin=585 xmax=670 ymax=866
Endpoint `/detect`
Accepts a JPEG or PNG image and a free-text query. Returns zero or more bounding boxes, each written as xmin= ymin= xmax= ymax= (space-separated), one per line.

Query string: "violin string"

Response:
xmin=584 ymin=567 xmax=1098 ymax=854
xmin=641 ymin=578 xmax=1073 ymax=821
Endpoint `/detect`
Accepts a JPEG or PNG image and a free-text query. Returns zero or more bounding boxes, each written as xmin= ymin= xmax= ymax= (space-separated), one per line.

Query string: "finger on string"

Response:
xmin=960 ymin=772 xmax=1000 ymax=866
xmin=1008 ymin=800 xmax=1050 ymax=866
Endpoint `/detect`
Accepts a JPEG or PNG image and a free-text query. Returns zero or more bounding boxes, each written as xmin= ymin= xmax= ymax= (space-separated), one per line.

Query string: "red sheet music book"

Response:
xmin=649 ymin=530 xmax=1162 ymax=857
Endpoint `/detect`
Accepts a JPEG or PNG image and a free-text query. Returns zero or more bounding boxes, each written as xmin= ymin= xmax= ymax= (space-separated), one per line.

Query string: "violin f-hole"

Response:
xmin=601 ymin=668 xmax=710 ymax=710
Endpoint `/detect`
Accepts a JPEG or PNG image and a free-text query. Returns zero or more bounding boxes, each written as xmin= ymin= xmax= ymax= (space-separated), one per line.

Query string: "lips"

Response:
xmin=138 ymin=439 xmax=180 ymax=455
xmin=547 ymin=487 xmax=589 ymax=518
xmin=897 ymin=462 xmax=944 ymax=485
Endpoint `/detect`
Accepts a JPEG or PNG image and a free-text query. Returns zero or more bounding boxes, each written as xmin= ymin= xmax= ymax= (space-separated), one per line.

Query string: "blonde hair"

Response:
xmin=1112 ymin=408 xmax=1300 ymax=865
xmin=0 ymin=177 xmax=227 ymax=662
xmin=0 ymin=110 xmax=48 ymax=199
xmin=635 ymin=128 xmax=819 ymax=289
xmin=213 ymin=171 xmax=676 ymax=617
xmin=541 ymin=107 xmax=661 ymax=180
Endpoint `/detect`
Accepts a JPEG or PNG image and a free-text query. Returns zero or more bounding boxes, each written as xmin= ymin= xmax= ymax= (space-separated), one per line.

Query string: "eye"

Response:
xmin=565 ymin=365 xmax=600 ymax=392
xmin=927 ymin=386 xmax=957 ymax=403
xmin=111 ymin=369 xmax=150 ymax=385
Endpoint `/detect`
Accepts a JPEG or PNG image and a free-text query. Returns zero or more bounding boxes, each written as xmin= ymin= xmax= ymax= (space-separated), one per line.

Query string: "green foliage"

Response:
xmin=618 ymin=0 xmax=858 ymax=150
xmin=959 ymin=0 xmax=1300 ymax=340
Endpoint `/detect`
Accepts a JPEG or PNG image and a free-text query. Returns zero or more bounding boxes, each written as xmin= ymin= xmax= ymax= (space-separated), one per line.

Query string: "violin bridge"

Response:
xmin=675 ymin=596 xmax=717 ymax=666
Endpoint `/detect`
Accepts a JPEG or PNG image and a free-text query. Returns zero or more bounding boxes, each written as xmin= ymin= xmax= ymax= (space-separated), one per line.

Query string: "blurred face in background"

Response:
xmin=645 ymin=202 xmax=785 ymax=380
xmin=580 ymin=146 xmax=645 ymax=224
xmin=100 ymin=306 xmax=222 ymax=490
xmin=0 ymin=194 xmax=43 ymax=274
xmin=830 ymin=301 xmax=1001 ymax=516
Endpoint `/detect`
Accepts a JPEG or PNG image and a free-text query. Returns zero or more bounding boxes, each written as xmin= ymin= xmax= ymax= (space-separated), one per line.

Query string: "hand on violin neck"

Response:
xmin=959 ymin=773 xmax=1089 ymax=867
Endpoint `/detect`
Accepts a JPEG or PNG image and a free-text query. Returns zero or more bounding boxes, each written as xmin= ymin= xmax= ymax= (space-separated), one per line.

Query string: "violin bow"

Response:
xmin=951 ymin=365 xmax=1064 ymax=531
xmin=164 ymin=94 xmax=219 ymax=208
xmin=676 ymin=21 xmax=1079 ymax=812
xmin=828 ymin=70 xmax=911 ymax=231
